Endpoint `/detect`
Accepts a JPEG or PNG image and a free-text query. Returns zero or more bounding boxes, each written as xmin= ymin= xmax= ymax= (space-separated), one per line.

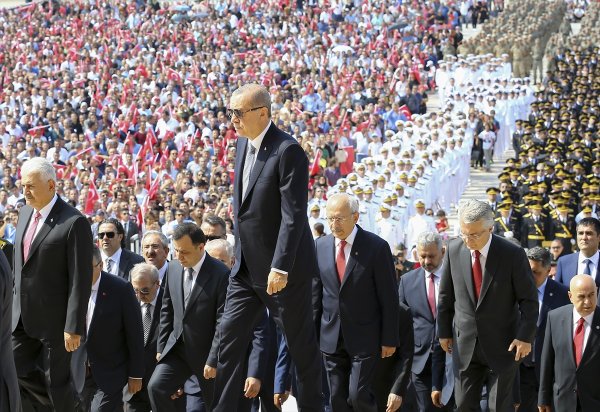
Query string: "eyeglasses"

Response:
xmin=226 ymin=106 xmax=266 ymax=119
xmin=133 ymin=287 xmax=153 ymax=296
xmin=326 ymin=215 xmax=352 ymax=224
xmin=459 ymin=229 xmax=489 ymax=240
xmin=98 ymin=231 xmax=116 ymax=239
xmin=206 ymin=235 xmax=223 ymax=241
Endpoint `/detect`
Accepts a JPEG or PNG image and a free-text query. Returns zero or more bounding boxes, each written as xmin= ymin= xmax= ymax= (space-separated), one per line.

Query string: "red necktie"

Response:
xmin=574 ymin=317 xmax=585 ymax=367
xmin=428 ymin=273 xmax=436 ymax=318
xmin=336 ymin=240 xmax=347 ymax=283
xmin=23 ymin=212 xmax=42 ymax=261
xmin=472 ymin=250 xmax=483 ymax=301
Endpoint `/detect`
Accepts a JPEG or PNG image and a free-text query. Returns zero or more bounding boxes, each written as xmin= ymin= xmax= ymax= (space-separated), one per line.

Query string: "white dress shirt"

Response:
xmin=335 ymin=225 xmax=358 ymax=266
xmin=578 ymin=251 xmax=599 ymax=280
xmin=572 ymin=308 xmax=594 ymax=354
xmin=86 ymin=273 xmax=102 ymax=332
xmin=470 ymin=233 xmax=493 ymax=271
xmin=158 ymin=261 xmax=168 ymax=285
xmin=186 ymin=252 xmax=207 ymax=296
xmin=101 ymin=248 xmax=122 ymax=276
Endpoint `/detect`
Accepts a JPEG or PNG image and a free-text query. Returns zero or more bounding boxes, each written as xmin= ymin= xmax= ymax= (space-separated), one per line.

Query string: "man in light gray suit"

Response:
xmin=438 ymin=200 xmax=538 ymax=411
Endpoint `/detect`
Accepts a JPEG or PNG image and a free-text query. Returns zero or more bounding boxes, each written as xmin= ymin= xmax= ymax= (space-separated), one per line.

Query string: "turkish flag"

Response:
xmin=338 ymin=147 xmax=355 ymax=176
xmin=85 ymin=177 xmax=99 ymax=215
xmin=399 ymin=104 xmax=412 ymax=121
xmin=309 ymin=149 xmax=322 ymax=177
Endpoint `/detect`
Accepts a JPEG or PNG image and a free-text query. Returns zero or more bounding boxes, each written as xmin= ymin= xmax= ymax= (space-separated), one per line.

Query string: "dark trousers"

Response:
xmin=323 ymin=333 xmax=379 ymax=412
xmin=79 ymin=374 xmax=123 ymax=412
xmin=518 ymin=364 xmax=537 ymax=412
xmin=12 ymin=320 xmax=76 ymax=412
xmin=213 ymin=268 xmax=322 ymax=412
xmin=125 ymin=388 xmax=152 ymax=412
xmin=411 ymin=356 xmax=439 ymax=412
xmin=454 ymin=341 xmax=518 ymax=412
xmin=147 ymin=342 xmax=207 ymax=412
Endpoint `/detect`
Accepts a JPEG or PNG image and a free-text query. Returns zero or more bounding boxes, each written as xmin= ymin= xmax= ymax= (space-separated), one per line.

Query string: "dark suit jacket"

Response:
xmin=527 ymin=278 xmax=569 ymax=379
xmin=438 ymin=235 xmax=538 ymax=373
xmin=157 ymin=256 xmax=229 ymax=375
xmin=399 ymin=267 xmax=439 ymax=375
xmin=0 ymin=251 xmax=20 ymax=412
xmin=232 ymin=122 xmax=317 ymax=285
xmin=539 ymin=305 xmax=600 ymax=411
xmin=72 ymin=272 xmax=144 ymax=396
xmin=555 ymin=252 xmax=600 ymax=288
xmin=122 ymin=221 xmax=140 ymax=250
xmin=117 ymin=248 xmax=145 ymax=281
xmin=13 ymin=196 xmax=93 ymax=339
xmin=372 ymin=302 xmax=413 ymax=406
xmin=313 ymin=227 xmax=399 ymax=355
xmin=124 ymin=288 xmax=164 ymax=403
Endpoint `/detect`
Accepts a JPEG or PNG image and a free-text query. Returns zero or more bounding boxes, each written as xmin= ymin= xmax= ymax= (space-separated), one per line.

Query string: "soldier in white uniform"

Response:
xmin=375 ymin=203 xmax=402 ymax=251
xmin=405 ymin=199 xmax=437 ymax=253
xmin=308 ymin=204 xmax=330 ymax=235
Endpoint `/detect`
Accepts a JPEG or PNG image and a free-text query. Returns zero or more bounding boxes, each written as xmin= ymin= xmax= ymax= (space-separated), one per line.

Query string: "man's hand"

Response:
xmin=508 ymin=339 xmax=531 ymax=361
xmin=440 ymin=338 xmax=453 ymax=354
xmin=381 ymin=346 xmax=396 ymax=358
xmin=431 ymin=391 xmax=443 ymax=408
xmin=170 ymin=388 xmax=184 ymax=400
xmin=386 ymin=393 xmax=402 ymax=412
xmin=204 ymin=365 xmax=216 ymax=379
xmin=128 ymin=378 xmax=142 ymax=395
xmin=243 ymin=377 xmax=261 ymax=398
xmin=64 ymin=332 xmax=81 ymax=352
xmin=274 ymin=392 xmax=290 ymax=410
xmin=156 ymin=352 xmax=161 ymax=361
xmin=538 ymin=405 xmax=552 ymax=412
xmin=267 ymin=271 xmax=288 ymax=295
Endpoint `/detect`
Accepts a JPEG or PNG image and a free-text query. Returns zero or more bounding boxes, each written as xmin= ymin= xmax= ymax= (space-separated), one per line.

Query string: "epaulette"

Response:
xmin=0 ymin=239 xmax=6 ymax=249
xmin=524 ymin=213 xmax=532 ymax=217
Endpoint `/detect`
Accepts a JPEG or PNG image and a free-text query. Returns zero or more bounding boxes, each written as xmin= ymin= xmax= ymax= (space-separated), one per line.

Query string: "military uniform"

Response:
xmin=521 ymin=207 xmax=548 ymax=248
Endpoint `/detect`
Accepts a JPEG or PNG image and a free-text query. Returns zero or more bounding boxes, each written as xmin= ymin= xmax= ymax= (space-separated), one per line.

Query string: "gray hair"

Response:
xmin=231 ymin=84 xmax=272 ymax=117
xmin=327 ymin=193 xmax=359 ymax=214
xmin=526 ymin=246 xmax=552 ymax=268
xmin=130 ymin=263 xmax=159 ymax=283
xmin=142 ymin=230 xmax=169 ymax=248
xmin=416 ymin=231 xmax=443 ymax=250
xmin=21 ymin=157 xmax=57 ymax=182
xmin=458 ymin=199 xmax=494 ymax=228
xmin=205 ymin=239 xmax=233 ymax=260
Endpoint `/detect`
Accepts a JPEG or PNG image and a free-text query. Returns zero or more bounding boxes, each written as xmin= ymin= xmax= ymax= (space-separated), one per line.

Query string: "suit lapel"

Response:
xmin=241 ymin=125 xmax=276 ymax=206
xmin=580 ymin=309 xmax=600 ymax=368
xmin=184 ymin=255 xmax=211 ymax=316
xmin=16 ymin=205 xmax=32 ymax=264
xmin=478 ymin=236 xmax=500 ymax=306
xmin=458 ymin=242 xmax=476 ymax=307
xmin=170 ymin=261 xmax=185 ymax=314
xmin=563 ymin=309 xmax=576 ymax=368
xmin=147 ymin=289 xmax=163 ymax=347
xmin=118 ymin=251 xmax=128 ymax=279
xmin=340 ymin=227 xmax=361 ymax=288
xmin=325 ymin=235 xmax=337 ymax=285
xmin=26 ymin=199 xmax=62 ymax=264
xmin=234 ymin=138 xmax=247 ymax=209
xmin=88 ymin=275 xmax=107 ymax=339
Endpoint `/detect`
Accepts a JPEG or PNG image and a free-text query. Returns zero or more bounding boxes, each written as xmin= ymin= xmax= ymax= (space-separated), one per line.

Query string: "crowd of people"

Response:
xmin=0 ymin=0 xmax=599 ymax=412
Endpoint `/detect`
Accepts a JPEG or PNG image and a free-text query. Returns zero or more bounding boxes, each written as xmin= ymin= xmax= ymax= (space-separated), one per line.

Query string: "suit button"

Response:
xmin=239 ymin=217 xmax=243 ymax=223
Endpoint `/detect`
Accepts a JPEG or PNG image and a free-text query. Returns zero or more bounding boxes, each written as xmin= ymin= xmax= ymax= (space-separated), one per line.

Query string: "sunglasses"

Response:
xmin=226 ymin=106 xmax=265 ymax=119
xmin=98 ymin=232 xmax=116 ymax=239
xmin=206 ymin=235 xmax=223 ymax=241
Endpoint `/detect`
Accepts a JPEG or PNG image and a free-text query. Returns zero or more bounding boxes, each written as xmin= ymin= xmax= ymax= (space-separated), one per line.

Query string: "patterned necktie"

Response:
xmin=242 ymin=145 xmax=256 ymax=198
xmin=142 ymin=303 xmax=152 ymax=345
xmin=105 ymin=258 xmax=113 ymax=274
xmin=428 ymin=273 xmax=437 ymax=318
xmin=336 ymin=240 xmax=347 ymax=283
xmin=583 ymin=259 xmax=591 ymax=276
xmin=23 ymin=212 xmax=42 ymax=261
xmin=184 ymin=268 xmax=194 ymax=307
xmin=574 ymin=317 xmax=585 ymax=367
xmin=472 ymin=250 xmax=483 ymax=301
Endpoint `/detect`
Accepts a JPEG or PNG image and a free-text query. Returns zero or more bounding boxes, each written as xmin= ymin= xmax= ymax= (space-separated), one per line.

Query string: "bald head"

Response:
xmin=569 ymin=274 xmax=597 ymax=318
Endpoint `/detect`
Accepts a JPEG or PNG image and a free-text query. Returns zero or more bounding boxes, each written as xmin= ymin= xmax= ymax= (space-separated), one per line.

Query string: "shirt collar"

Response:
xmin=336 ymin=225 xmax=358 ymax=248
xmin=188 ymin=251 xmax=207 ymax=275
xmin=573 ymin=307 xmax=594 ymax=325
xmin=102 ymin=247 xmax=122 ymax=262
xmin=158 ymin=261 xmax=168 ymax=284
xmin=36 ymin=193 xmax=58 ymax=220
xmin=91 ymin=272 xmax=102 ymax=292
xmin=425 ymin=264 xmax=443 ymax=278
xmin=248 ymin=120 xmax=271 ymax=152
xmin=537 ymin=278 xmax=548 ymax=296
xmin=579 ymin=250 xmax=599 ymax=266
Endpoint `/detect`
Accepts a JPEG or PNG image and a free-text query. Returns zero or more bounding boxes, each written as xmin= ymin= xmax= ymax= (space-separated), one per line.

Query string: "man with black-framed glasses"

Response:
xmin=438 ymin=199 xmax=538 ymax=412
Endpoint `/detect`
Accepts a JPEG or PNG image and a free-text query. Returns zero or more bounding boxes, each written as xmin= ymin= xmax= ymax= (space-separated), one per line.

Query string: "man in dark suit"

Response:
xmin=538 ymin=275 xmax=600 ymax=412
xmin=98 ymin=218 xmax=144 ymax=281
xmin=148 ymin=223 xmax=229 ymax=412
xmin=0 ymin=247 xmax=20 ymax=411
xmin=125 ymin=263 xmax=163 ymax=412
xmin=518 ymin=247 xmax=569 ymax=412
xmin=555 ymin=217 xmax=600 ymax=288
xmin=120 ymin=209 xmax=140 ymax=251
xmin=72 ymin=246 xmax=144 ymax=411
xmin=438 ymin=200 xmax=538 ymax=411
xmin=213 ymin=84 xmax=322 ymax=412
xmin=12 ymin=157 xmax=93 ymax=411
xmin=399 ymin=231 xmax=448 ymax=412
xmin=313 ymin=193 xmax=399 ymax=411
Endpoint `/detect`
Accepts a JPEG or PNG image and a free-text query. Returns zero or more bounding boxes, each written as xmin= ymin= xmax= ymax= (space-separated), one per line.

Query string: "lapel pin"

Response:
xmin=549 ymin=292 xmax=553 ymax=296
xmin=102 ymin=292 xmax=106 ymax=296
xmin=596 ymin=326 xmax=599 ymax=330
xmin=50 ymin=218 xmax=53 ymax=223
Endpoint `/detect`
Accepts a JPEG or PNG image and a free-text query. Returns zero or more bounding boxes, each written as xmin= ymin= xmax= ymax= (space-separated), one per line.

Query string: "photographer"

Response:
xmin=394 ymin=243 xmax=416 ymax=281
